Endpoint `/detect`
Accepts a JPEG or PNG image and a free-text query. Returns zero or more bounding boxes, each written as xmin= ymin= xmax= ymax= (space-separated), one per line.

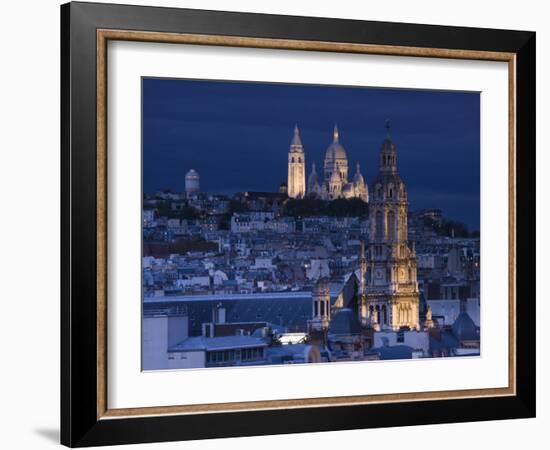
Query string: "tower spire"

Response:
xmin=290 ymin=123 xmax=303 ymax=148
xmin=333 ymin=123 xmax=339 ymax=142
xmin=379 ymin=120 xmax=397 ymax=174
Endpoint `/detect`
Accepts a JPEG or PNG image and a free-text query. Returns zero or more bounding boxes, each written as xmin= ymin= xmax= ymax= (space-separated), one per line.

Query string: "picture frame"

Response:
xmin=60 ymin=1 xmax=536 ymax=447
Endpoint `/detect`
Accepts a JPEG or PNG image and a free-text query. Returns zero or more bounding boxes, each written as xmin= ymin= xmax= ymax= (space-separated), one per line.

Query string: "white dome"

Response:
xmin=325 ymin=124 xmax=347 ymax=162
xmin=325 ymin=142 xmax=347 ymax=161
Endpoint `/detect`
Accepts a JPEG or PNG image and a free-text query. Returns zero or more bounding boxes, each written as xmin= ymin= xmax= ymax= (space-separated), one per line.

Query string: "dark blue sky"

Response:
xmin=143 ymin=78 xmax=480 ymax=230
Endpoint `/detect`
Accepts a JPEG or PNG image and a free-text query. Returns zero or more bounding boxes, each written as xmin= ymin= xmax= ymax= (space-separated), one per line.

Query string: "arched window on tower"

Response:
xmin=375 ymin=211 xmax=383 ymax=241
xmin=388 ymin=210 xmax=396 ymax=241
xmin=291 ymin=157 xmax=295 ymax=163
xmin=400 ymin=212 xmax=407 ymax=241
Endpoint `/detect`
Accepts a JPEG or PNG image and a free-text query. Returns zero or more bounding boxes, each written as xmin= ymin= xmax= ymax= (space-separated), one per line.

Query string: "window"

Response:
xmin=241 ymin=347 xmax=261 ymax=361
xmin=375 ymin=211 xmax=383 ymax=240
xmin=400 ymin=212 xmax=407 ymax=240
xmin=388 ymin=210 xmax=395 ymax=241
xmin=397 ymin=330 xmax=405 ymax=343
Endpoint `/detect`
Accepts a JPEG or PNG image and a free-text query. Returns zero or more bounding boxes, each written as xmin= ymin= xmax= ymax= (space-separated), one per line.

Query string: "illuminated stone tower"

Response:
xmin=364 ymin=122 xmax=420 ymax=330
xmin=185 ymin=169 xmax=200 ymax=196
xmin=287 ymin=124 xmax=306 ymax=198
xmin=310 ymin=277 xmax=331 ymax=331
xmin=359 ymin=241 xmax=368 ymax=325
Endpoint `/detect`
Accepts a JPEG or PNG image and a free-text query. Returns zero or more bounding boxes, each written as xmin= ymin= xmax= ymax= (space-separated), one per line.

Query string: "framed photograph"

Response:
xmin=61 ymin=1 xmax=535 ymax=447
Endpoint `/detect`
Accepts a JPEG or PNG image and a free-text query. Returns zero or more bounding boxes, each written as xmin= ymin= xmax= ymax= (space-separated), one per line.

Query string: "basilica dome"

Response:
xmin=324 ymin=124 xmax=347 ymax=162
xmin=325 ymin=141 xmax=347 ymax=161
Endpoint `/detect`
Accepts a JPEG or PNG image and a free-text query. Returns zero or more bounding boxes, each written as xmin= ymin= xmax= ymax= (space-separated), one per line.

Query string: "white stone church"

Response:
xmin=287 ymin=124 xmax=369 ymax=202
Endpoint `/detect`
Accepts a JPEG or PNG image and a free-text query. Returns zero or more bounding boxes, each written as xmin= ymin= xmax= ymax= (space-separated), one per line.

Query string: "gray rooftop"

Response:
xmin=169 ymin=335 xmax=268 ymax=352
xmin=144 ymin=291 xmax=312 ymax=303
xmin=371 ymin=345 xmax=415 ymax=360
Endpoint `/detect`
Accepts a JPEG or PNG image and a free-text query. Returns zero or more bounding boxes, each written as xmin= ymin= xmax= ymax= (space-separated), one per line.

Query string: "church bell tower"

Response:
xmin=287 ymin=124 xmax=306 ymax=199
xmin=364 ymin=122 xmax=420 ymax=330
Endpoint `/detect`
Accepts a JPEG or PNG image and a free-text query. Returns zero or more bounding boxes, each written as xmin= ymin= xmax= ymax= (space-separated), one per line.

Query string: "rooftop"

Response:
xmin=371 ymin=345 xmax=415 ymax=360
xmin=144 ymin=291 xmax=312 ymax=303
xmin=169 ymin=335 xmax=268 ymax=352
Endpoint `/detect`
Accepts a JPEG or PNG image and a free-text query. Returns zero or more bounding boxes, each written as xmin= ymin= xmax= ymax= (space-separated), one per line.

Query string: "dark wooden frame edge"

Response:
xmin=61 ymin=1 xmax=536 ymax=447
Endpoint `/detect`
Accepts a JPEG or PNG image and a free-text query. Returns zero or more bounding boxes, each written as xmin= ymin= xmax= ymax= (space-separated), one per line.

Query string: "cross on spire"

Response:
xmin=385 ymin=119 xmax=391 ymax=138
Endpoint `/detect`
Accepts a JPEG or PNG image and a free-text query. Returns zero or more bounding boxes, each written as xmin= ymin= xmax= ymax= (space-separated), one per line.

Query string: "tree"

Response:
xmin=283 ymin=197 xmax=369 ymax=218
xmin=423 ymin=216 xmax=475 ymax=238
xmin=325 ymin=198 xmax=369 ymax=217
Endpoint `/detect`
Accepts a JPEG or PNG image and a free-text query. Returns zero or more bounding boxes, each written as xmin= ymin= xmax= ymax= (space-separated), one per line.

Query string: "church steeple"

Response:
xmin=290 ymin=124 xmax=303 ymax=150
xmin=288 ymin=124 xmax=306 ymax=198
xmin=366 ymin=123 xmax=418 ymax=331
xmin=379 ymin=120 xmax=397 ymax=174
